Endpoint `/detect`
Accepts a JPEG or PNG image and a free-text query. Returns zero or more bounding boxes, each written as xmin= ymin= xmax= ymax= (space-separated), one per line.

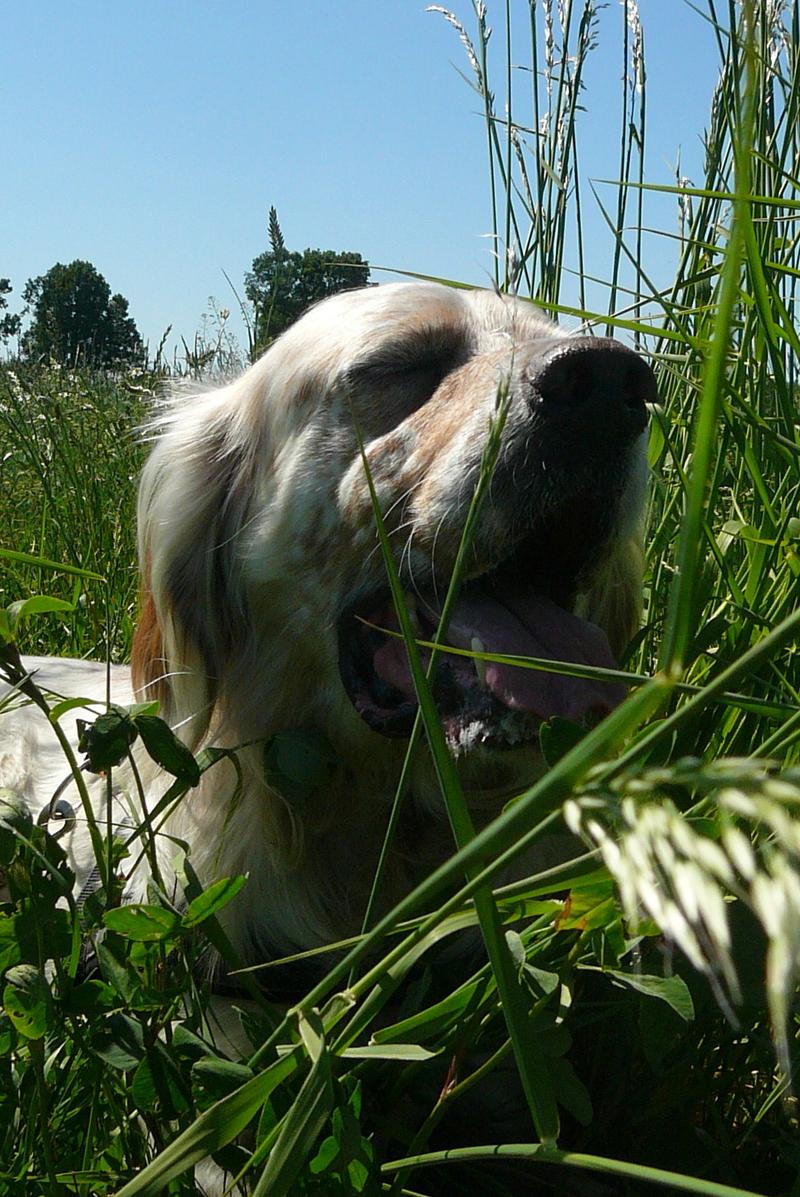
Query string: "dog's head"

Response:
xmin=133 ymin=282 xmax=653 ymax=801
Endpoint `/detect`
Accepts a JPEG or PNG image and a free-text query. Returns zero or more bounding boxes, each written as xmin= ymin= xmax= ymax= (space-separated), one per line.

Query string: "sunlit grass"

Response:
xmin=1 ymin=1 xmax=800 ymax=1194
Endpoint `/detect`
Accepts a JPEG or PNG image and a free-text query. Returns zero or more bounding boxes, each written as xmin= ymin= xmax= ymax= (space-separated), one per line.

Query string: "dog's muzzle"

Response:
xmin=338 ymin=337 xmax=656 ymax=752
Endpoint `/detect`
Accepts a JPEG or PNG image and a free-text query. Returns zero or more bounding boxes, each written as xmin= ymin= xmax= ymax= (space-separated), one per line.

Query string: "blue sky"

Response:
xmin=3 ymin=2 xmax=720 ymax=356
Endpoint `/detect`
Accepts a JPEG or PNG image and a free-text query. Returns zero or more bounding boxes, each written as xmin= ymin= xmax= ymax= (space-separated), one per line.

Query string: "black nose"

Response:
xmin=531 ymin=338 xmax=654 ymax=442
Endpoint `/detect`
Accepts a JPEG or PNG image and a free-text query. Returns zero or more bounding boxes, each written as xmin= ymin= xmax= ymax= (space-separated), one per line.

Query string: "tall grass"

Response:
xmin=1 ymin=2 xmax=800 ymax=1194
xmin=0 ymin=362 xmax=149 ymax=660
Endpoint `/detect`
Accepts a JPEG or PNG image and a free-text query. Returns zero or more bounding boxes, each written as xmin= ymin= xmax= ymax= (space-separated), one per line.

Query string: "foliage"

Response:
xmin=1 ymin=1 xmax=800 ymax=1195
xmin=244 ymin=206 xmax=370 ymax=356
xmin=22 ymin=260 xmax=144 ymax=368
xmin=0 ymin=361 xmax=150 ymax=660
xmin=0 ymin=657 xmax=256 ymax=1195
xmin=0 ymin=280 xmax=20 ymax=345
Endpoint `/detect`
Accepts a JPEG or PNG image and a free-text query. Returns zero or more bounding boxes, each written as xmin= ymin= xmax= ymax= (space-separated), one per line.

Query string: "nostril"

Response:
xmin=531 ymin=338 xmax=655 ymax=439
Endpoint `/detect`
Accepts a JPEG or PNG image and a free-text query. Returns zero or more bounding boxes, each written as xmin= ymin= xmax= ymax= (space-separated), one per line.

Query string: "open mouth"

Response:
xmin=337 ymin=515 xmax=628 ymax=753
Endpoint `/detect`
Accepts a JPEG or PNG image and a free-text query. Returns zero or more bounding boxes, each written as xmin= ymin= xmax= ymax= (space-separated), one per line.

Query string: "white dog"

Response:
xmin=0 ymin=282 xmax=654 ymax=994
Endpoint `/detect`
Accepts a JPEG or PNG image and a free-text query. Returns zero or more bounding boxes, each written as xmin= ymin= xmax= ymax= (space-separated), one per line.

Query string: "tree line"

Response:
xmin=2 ymin=208 xmax=370 ymax=368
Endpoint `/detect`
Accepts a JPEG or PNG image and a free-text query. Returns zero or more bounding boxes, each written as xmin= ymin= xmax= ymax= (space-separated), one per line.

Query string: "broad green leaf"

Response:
xmin=51 ymin=696 xmax=157 ymax=723
xmin=78 ymin=706 xmax=138 ymax=772
xmin=181 ymin=875 xmax=248 ymax=928
xmin=0 ymin=789 xmax=33 ymax=865
xmin=5 ymin=595 xmax=75 ymax=635
xmin=60 ymin=979 xmax=116 ymax=1017
xmin=135 ymin=714 xmax=201 ymax=785
xmin=638 ymin=994 xmax=685 ymax=1071
xmin=557 ymin=879 xmax=617 ymax=931
xmin=523 ymin=963 xmax=560 ymax=996
xmin=309 ymin=1134 xmax=339 ymax=1175
xmin=50 ymin=696 xmax=108 ymax=720
xmin=348 ymin=1156 xmax=372 ymax=1192
xmin=170 ymin=1023 xmax=215 ymax=1062
xmin=3 ymin=964 xmax=51 ymax=1039
xmin=0 ymin=1012 xmax=13 ymax=1055
xmin=91 ymin=1011 xmax=145 ymax=1070
xmin=506 ymin=928 xmax=525 ymax=970
xmin=192 ymin=1057 xmax=255 ymax=1108
xmin=0 ymin=916 xmax=23 ymax=974
xmin=264 ymin=730 xmax=338 ymax=807
xmin=96 ymin=938 xmax=137 ymax=1003
xmin=537 ymin=1021 xmax=572 ymax=1059
xmin=601 ymin=969 xmax=695 ymax=1021
xmin=549 ymin=1056 xmax=593 ymax=1126
xmin=647 ymin=412 xmax=666 ymax=467
xmin=195 ymin=744 xmax=240 ymax=772
xmin=104 ymin=904 xmax=182 ymax=942
xmin=126 ymin=701 xmax=162 ymax=717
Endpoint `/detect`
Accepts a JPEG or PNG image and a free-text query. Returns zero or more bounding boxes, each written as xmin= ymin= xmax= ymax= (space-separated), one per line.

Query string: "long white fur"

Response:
xmin=0 ymin=282 xmax=648 ymax=968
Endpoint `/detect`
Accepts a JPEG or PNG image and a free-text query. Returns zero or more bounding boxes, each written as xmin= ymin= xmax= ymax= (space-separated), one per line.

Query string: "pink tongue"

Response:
xmin=444 ymin=586 xmax=625 ymax=722
xmin=372 ymin=584 xmax=625 ymax=724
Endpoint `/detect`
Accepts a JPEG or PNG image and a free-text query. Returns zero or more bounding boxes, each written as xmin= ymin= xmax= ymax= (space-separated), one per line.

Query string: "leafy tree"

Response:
xmin=0 ymin=279 xmax=21 ymax=344
xmin=245 ymin=207 xmax=370 ymax=356
xmin=22 ymin=260 xmax=144 ymax=367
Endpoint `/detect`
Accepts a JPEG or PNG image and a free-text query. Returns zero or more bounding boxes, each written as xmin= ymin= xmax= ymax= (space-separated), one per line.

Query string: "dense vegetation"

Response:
xmin=1 ymin=1 xmax=799 ymax=1194
xmin=20 ymin=262 xmax=144 ymax=369
xmin=245 ymin=206 xmax=371 ymax=355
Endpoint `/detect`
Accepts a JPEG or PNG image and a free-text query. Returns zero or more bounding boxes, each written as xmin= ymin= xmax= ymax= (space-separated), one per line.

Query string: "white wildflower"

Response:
xmin=721 ymin=825 xmax=757 ymax=880
xmin=717 ymin=787 xmax=760 ymax=820
xmin=562 ymin=798 xmax=584 ymax=836
xmin=564 ymin=760 xmax=800 ymax=1070
xmin=544 ymin=0 xmax=555 ymax=83
xmin=427 ymin=6 xmax=485 ymax=89
xmin=751 ymin=857 xmax=800 ymax=1075
xmin=623 ymin=0 xmax=644 ymax=95
xmin=677 ymin=171 xmax=693 ymax=240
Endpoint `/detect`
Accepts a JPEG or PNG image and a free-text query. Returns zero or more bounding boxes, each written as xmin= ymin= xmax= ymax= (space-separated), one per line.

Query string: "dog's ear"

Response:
xmin=131 ymin=579 xmax=168 ymax=710
xmin=131 ymin=386 xmax=262 ymax=745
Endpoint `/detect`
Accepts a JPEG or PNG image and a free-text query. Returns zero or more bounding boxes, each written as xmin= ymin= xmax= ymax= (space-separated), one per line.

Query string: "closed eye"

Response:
xmin=342 ymin=330 xmax=468 ymax=432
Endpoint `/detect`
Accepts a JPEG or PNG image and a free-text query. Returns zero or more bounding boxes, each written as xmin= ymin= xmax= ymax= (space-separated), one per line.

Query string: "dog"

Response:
xmin=0 ymin=281 xmax=654 ymax=994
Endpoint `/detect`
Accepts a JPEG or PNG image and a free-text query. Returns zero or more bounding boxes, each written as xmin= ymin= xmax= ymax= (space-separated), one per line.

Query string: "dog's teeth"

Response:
xmin=471 ymin=636 xmax=487 ymax=686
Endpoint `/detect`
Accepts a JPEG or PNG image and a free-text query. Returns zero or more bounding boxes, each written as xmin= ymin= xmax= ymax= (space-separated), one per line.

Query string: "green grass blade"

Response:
xmin=350 ymin=389 xmax=561 ymax=1143
xmin=657 ymin=9 xmax=755 ymax=675
xmin=114 ymin=1051 xmax=302 ymax=1196
xmin=0 ymin=546 xmax=105 ymax=581
xmin=382 ymin=1143 xmax=770 ymax=1196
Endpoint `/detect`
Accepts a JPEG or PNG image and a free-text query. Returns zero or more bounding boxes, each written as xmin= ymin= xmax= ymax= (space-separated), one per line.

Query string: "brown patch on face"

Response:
xmin=408 ymin=358 xmax=492 ymax=465
xmin=331 ymin=353 xmax=514 ymax=596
